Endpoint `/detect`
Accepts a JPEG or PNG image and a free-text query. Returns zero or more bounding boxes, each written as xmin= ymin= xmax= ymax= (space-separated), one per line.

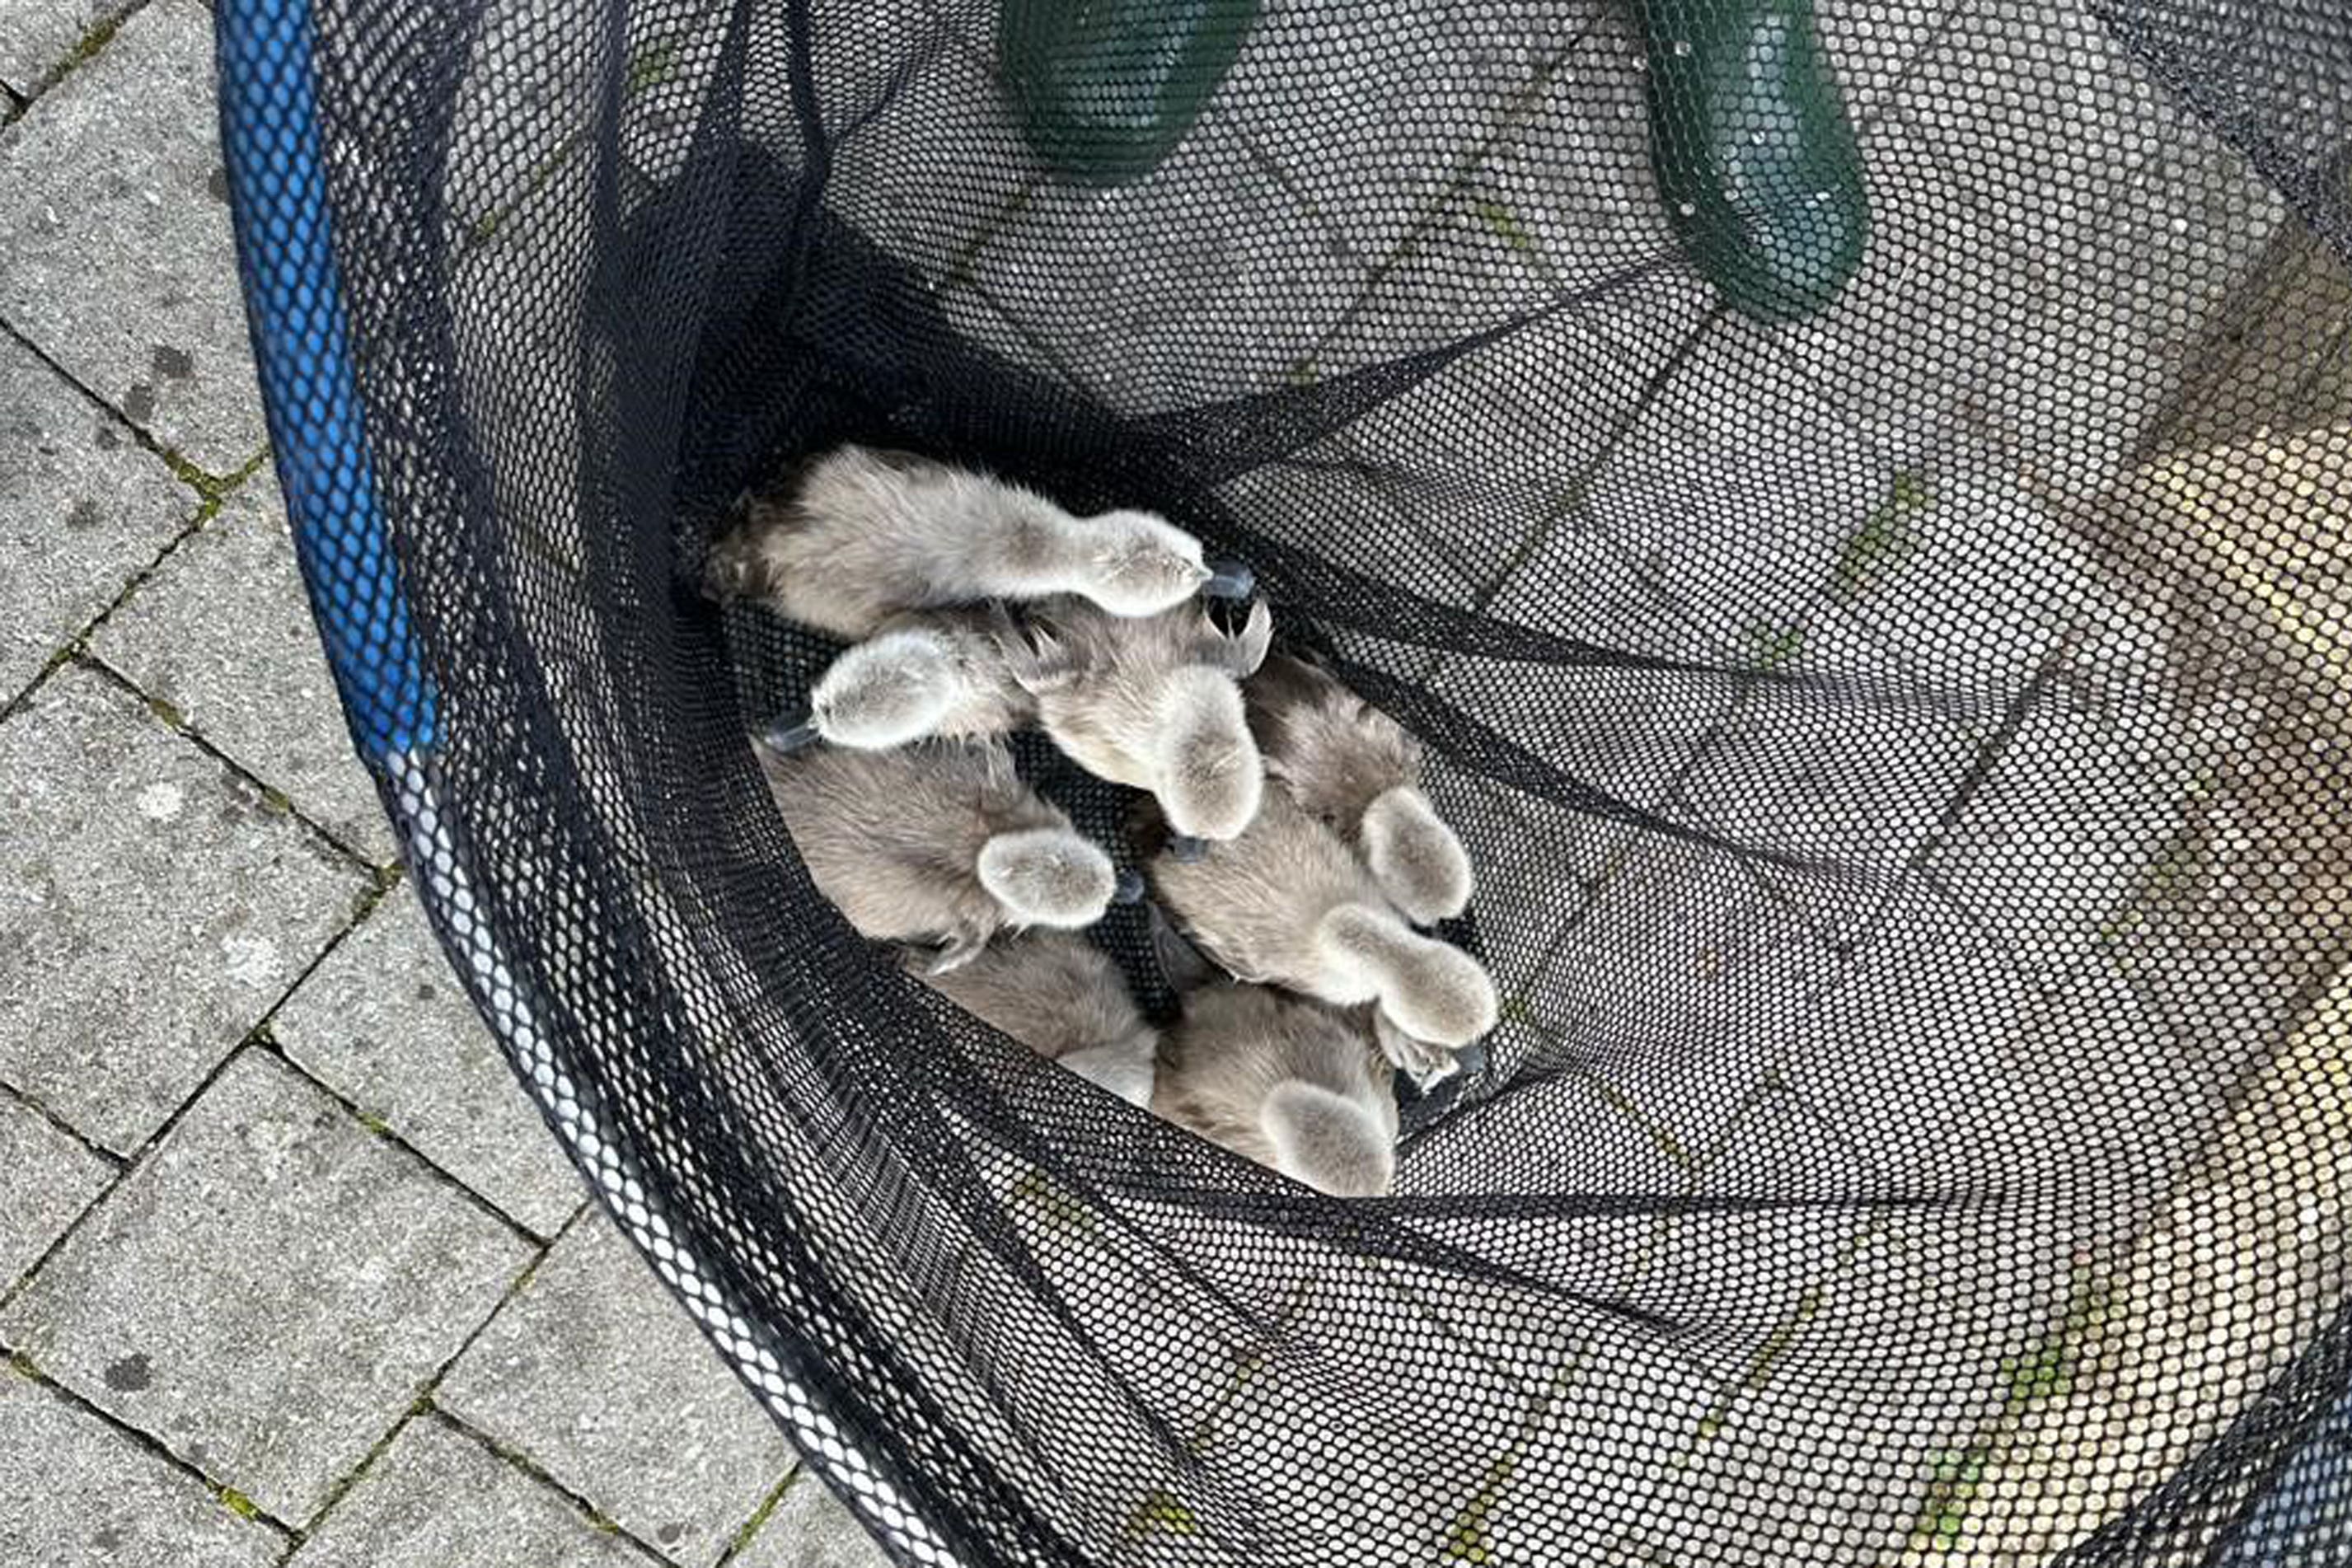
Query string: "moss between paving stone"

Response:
xmin=1578 ymin=1061 xmax=1695 ymax=1171
xmin=51 ymin=435 xmax=244 ymax=587
xmin=1010 ymin=1167 xmax=1099 ymax=1238
xmin=36 ymin=12 xmax=127 ymax=95
xmin=464 ymin=42 xmax=703 ymax=247
xmin=1905 ymin=1268 xmax=2113 ymax=1552
xmin=1125 ymin=1487 xmax=1201 ymax=1538
xmin=158 ymin=444 xmax=268 ymax=508
xmin=301 ymin=1397 xmax=436 ymax=1532
xmin=1746 ymin=620 xmax=1806 ymax=672
xmin=1471 ymin=198 xmax=1538 ymax=257
xmin=1438 ymin=1364 xmax=1590 ymax=1563
xmin=944 ymin=179 xmax=1043 ymax=290
xmin=721 ymin=1469 xmax=799 ymax=1561
xmin=624 ymin=39 xmax=682 ymax=96
xmin=2092 ymin=766 xmax=2219 ymax=973
xmin=1441 ymin=1453 xmax=1514 ymax=1564
xmin=447 ymin=1411 xmax=626 ymax=1537
xmin=25 ymin=447 xmax=273 ymax=714
xmin=1677 ymin=1214 xmax=1881 ymax=1457
xmin=1830 ymin=472 xmax=1933 ymax=601
xmin=1116 ymin=1283 xmax=1305 ymax=1541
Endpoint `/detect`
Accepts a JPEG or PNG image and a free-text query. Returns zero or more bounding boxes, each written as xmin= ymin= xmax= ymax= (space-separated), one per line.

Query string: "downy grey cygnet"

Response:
xmin=909 ymin=933 xmax=1158 ymax=1107
xmin=757 ymin=735 xmax=1115 ymax=972
xmin=1148 ymin=906 xmax=1398 ymax=1196
xmin=1008 ymin=597 xmax=1273 ymax=842
xmin=1246 ymin=653 xmax=1474 ymax=925
xmin=1144 ymin=789 xmax=1497 ymax=1061
xmin=707 ymin=443 xmax=1212 ymax=638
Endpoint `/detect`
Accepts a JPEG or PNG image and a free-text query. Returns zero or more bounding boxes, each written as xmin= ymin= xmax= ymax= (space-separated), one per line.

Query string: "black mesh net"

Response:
xmin=238 ymin=0 xmax=2352 ymax=1561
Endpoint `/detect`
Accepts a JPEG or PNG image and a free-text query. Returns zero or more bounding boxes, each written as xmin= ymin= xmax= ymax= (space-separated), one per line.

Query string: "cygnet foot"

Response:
xmin=1320 ymin=905 xmax=1498 ymax=1050
xmin=1154 ymin=668 xmax=1264 ymax=841
xmin=1057 ymin=1041 xmax=1158 ymax=1107
xmin=1371 ymin=1010 xmax=1459 ymax=1080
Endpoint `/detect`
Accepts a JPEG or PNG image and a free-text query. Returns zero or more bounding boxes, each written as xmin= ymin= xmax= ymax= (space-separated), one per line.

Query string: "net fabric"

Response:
xmin=226 ymin=0 xmax=2352 ymax=1561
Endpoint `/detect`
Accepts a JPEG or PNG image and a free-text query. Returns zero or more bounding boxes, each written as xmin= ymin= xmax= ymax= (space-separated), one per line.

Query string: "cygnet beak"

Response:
xmin=1113 ymin=868 xmax=1147 ymax=906
xmin=1202 ymin=559 xmax=1255 ymax=600
xmin=756 ymin=708 xmax=822 ymax=755
xmin=1167 ymin=835 xmax=1211 ymax=864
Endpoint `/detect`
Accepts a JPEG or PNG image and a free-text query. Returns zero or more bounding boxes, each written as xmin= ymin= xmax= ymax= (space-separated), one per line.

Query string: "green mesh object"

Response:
xmin=1000 ymin=0 xmax=1262 ymax=186
xmin=1636 ymin=0 xmax=1870 ymax=321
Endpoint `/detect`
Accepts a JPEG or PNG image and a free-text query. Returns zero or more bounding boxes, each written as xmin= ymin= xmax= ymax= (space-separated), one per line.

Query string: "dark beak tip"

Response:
xmin=757 ymin=708 xmax=821 ymax=755
xmin=1202 ymin=559 xmax=1255 ymax=601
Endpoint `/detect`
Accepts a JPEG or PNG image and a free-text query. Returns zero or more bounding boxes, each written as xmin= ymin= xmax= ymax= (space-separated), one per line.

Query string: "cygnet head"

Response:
xmin=1261 ymin=1080 xmax=1396 ymax=1197
xmin=1083 ymin=510 xmax=1211 ymax=617
xmin=1317 ymin=905 xmax=1498 ymax=1050
xmin=977 ymin=828 xmax=1117 ymax=930
xmin=808 ymin=629 xmax=961 ymax=750
xmin=700 ymin=517 xmax=774 ymax=603
xmin=1154 ymin=668 xmax=1264 ymax=842
xmin=1359 ymin=785 xmax=1475 ymax=925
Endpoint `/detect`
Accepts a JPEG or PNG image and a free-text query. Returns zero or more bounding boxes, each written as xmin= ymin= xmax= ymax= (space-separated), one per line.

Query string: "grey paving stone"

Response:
xmin=288 ymin=1411 xmax=658 ymax=1568
xmin=1319 ymin=268 xmax=1715 ymax=543
xmin=0 ymin=1049 xmax=536 ymax=1524
xmin=0 ymin=0 xmax=265 ymax=473
xmin=731 ymin=1472 xmax=893 ymax=1568
xmin=0 ymin=1363 xmax=283 ymax=1568
xmin=1586 ymin=322 xmax=1906 ymax=669
xmin=0 ymin=0 xmax=119 ymax=96
xmin=1811 ymin=463 xmax=2111 ymax=693
xmin=91 ymin=475 xmax=398 ymax=863
xmin=968 ymin=136 xmax=1368 ymax=408
xmin=1675 ymin=685 xmax=1983 ymax=913
xmin=0 ymin=331 xmax=190 ymax=701
xmin=441 ymin=0 xmax=601 ymax=241
xmin=1811 ymin=0 xmax=1967 ymax=124
xmin=438 ymin=1210 xmax=798 ymax=1568
xmin=274 ymin=887 xmax=586 ymax=1237
xmin=0 ymin=664 xmax=368 ymax=1154
xmin=827 ymin=16 xmax=1304 ymax=400
xmin=1884 ymin=1 xmax=2173 ymax=201
xmin=821 ymin=20 xmax=1035 ymax=276
xmin=0 ymin=1093 xmax=113 ymax=1293
xmin=1566 ymin=831 xmax=1839 ymax=1055
xmin=1218 ymin=6 xmax=1563 ymax=270
xmin=1776 ymin=882 xmax=2204 ymax=1231
xmin=1445 ymin=4 xmax=1668 ymax=289
xmin=1988 ymin=135 xmax=2286 ymax=500
xmin=1784 ymin=14 xmax=2280 ymax=484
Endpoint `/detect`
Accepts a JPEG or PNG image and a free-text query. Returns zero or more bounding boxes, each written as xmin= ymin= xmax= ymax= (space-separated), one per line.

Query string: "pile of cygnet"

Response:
xmin=705 ymin=445 xmax=1496 ymax=1196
